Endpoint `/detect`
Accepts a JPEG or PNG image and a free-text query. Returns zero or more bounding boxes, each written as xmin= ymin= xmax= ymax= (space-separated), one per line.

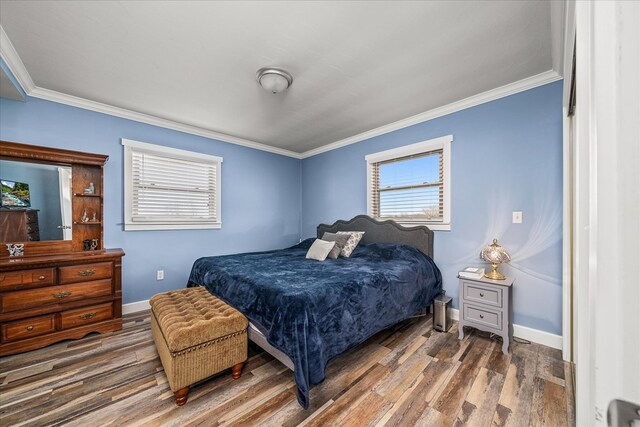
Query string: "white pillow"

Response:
xmin=336 ymin=231 xmax=365 ymax=257
xmin=305 ymin=239 xmax=336 ymax=261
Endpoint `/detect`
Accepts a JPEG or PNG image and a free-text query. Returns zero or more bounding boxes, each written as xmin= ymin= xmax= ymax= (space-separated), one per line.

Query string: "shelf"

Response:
xmin=73 ymin=193 xmax=102 ymax=198
xmin=73 ymin=221 xmax=102 ymax=225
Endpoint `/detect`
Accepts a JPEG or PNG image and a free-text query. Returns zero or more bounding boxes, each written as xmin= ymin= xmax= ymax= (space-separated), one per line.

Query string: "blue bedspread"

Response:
xmin=187 ymin=238 xmax=442 ymax=409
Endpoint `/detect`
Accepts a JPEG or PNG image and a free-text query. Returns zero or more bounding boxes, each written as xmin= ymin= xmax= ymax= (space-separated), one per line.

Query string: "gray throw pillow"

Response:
xmin=336 ymin=231 xmax=365 ymax=257
xmin=305 ymin=239 xmax=336 ymax=261
xmin=321 ymin=232 xmax=351 ymax=259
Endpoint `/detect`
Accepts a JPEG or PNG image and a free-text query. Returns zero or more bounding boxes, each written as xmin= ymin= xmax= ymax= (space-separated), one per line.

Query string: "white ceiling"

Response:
xmin=0 ymin=1 xmax=561 ymax=155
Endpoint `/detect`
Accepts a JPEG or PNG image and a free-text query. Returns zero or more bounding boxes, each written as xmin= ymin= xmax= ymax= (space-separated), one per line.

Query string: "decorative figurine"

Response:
xmin=81 ymin=208 xmax=89 ymax=223
xmin=91 ymin=212 xmax=97 ymax=222
xmin=83 ymin=182 xmax=95 ymax=194
xmin=90 ymin=239 xmax=99 ymax=250
xmin=83 ymin=239 xmax=91 ymax=251
xmin=6 ymin=243 xmax=25 ymax=257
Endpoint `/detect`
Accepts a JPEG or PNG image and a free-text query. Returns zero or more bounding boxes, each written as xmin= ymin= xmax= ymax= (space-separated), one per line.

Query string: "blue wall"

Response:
xmin=1 ymin=81 xmax=563 ymax=335
xmin=302 ymin=81 xmax=563 ymax=335
xmin=0 ymin=96 xmax=301 ymax=304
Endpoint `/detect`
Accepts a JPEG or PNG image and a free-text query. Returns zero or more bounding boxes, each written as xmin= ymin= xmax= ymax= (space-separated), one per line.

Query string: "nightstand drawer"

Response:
xmin=463 ymin=304 xmax=502 ymax=330
xmin=462 ymin=281 xmax=503 ymax=308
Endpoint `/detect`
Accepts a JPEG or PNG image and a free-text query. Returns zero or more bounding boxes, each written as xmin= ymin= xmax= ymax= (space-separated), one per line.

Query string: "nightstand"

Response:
xmin=458 ymin=275 xmax=514 ymax=354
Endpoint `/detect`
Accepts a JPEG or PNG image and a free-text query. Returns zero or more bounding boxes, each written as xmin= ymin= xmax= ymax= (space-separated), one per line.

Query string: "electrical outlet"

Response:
xmin=512 ymin=211 xmax=523 ymax=224
xmin=156 ymin=270 xmax=164 ymax=281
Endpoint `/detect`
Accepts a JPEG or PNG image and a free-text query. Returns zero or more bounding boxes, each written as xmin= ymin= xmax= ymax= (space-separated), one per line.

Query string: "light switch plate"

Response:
xmin=512 ymin=211 xmax=523 ymax=224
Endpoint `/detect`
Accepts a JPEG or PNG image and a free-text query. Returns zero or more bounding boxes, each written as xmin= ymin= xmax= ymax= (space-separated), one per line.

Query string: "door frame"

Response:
xmin=572 ymin=1 xmax=640 ymax=425
xmin=561 ymin=0 xmax=576 ymax=364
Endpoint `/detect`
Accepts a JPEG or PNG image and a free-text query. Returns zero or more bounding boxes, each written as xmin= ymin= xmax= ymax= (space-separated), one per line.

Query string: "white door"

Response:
xmin=573 ymin=1 xmax=640 ymax=425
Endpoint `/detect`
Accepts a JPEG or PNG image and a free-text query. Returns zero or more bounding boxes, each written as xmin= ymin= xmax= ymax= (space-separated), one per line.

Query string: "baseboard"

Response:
xmin=448 ymin=308 xmax=563 ymax=350
xmin=121 ymin=300 xmax=562 ymax=350
xmin=122 ymin=299 xmax=150 ymax=315
xmin=512 ymin=323 xmax=563 ymax=350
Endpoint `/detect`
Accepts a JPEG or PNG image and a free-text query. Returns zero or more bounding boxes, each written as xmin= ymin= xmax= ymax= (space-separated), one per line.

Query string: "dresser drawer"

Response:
xmin=463 ymin=304 xmax=502 ymax=330
xmin=1 ymin=279 xmax=113 ymax=312
xmin=462 ymin=281 xmax=503 ymax=308
xmin=28 ymin=269 xmax=56 ymax=286
xmin=60 ymin=303 xmax=114 ymax=329
xmin=0 ymin=271 xmax=23 ymax=288
xmin=59 ymin=263 xmax=112 ymax=284
xmin=0 ymin=268 xmax=56 ymax=291
xmin=1 ymin=314 xmax=56 ymax=343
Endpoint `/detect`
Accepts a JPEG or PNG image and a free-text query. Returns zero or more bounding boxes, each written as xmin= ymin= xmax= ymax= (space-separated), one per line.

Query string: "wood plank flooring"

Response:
xmin=0 ymin=311 xmax=575 ymax=426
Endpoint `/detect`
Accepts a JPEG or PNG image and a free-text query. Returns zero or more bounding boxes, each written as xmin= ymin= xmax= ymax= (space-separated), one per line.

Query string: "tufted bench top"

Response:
xmin=150 ymin=287 xmax=248 ymax=354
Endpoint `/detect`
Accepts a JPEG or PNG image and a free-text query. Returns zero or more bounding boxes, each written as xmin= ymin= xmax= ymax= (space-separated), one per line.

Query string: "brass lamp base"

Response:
xmin=483 ymin=263 xmax=506 ymax=280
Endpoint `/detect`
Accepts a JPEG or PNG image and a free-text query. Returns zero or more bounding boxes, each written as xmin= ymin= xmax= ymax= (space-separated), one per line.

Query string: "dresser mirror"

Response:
xmin=0 ymin=159 xmax=73 ymax=242
xmin=1 ymin=140 xmax=107 ymax=257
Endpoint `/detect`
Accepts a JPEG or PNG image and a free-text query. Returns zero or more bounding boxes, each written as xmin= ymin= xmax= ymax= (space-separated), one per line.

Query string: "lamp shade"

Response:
xmin=480 ymin=239 xmax=510 ymax=280
xmin=257 ymin=67 xmax=293 ymax=94
xmin=480 ymin=239 xmax=511 ymax=264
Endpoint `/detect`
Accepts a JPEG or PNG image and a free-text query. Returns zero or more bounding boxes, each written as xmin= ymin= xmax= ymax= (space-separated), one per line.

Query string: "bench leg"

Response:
xmin=174 ymin=386 xmax=190 ymax=406
xmin=231 ymin=362 xmax=244 ymax=379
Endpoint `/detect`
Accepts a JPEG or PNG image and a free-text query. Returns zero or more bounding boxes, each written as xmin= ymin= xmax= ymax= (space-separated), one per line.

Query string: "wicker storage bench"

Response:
xmin=150 ymin=287 xmax=248 ymax=406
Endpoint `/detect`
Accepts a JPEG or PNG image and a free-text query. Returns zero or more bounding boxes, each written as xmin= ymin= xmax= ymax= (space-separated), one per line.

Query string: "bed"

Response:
xmin=187 ymin=215 xmax=442 ymax=409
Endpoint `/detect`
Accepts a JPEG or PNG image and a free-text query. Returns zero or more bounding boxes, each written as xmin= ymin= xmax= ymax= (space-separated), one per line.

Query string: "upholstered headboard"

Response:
xmin=317 ymin=215 xmax=434 ymax=258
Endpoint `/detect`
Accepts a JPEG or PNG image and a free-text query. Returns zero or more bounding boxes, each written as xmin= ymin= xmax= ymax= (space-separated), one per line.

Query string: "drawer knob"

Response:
xmin=26 ymin=325 xmax=34 ymax=331
xmin=53 ymin=291 xmax=72 ymax=298
xmin=480 ymin=292 xmax=485 ymax=297
xmin=38 ymin=275 xmax=46 ymax=280
xmin=79 ymin=312 xmax=97 ymax=320
xmin=479 ymin=314 xmax=484 ymax=319
xmin=78 ymin=269 xmax=96 ymax=276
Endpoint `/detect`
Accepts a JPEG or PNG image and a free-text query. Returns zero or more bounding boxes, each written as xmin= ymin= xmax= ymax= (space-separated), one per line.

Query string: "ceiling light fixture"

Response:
xmin=256 ymin=67 xmax=293 ymax=94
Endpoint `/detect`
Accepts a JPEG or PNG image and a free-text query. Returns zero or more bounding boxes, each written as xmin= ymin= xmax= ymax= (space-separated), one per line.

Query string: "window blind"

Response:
xmin=131 ymin=150 xmax=218 ymax=223
xmin=370 ymin=149 xmax=443 ymax=223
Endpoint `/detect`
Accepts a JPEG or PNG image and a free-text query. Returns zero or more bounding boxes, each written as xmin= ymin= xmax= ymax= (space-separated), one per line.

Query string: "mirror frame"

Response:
xmin=1 ymin=140 xmax=108 ymax=258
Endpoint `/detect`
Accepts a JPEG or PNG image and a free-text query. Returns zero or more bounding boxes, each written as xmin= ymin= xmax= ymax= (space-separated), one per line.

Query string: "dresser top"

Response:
xmin=0 ymin=248 xmax=124 ymax=269
xmin=458 ymin=275 xmax=515 ymax=287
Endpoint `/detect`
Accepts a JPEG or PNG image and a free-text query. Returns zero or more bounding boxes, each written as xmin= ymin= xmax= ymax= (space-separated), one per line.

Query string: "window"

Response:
xmin=366 ymin=135 xmax=452 ymax=230
xmin=122 ymin=139 xmax=222 ymax=230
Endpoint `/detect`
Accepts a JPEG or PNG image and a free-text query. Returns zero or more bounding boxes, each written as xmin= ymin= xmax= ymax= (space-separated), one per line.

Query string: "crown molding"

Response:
xmin=300 ymin=70 xmax=562 ymax=159
xmin=0 ymin=25 xmax=301 ymax=159
xmin=0 ymin=26 xmax=35 ymax=92
xmin=27 ymin=86 xmax=302 ymax=158
xmin=2 ymin=24 xmax=561 ymax=161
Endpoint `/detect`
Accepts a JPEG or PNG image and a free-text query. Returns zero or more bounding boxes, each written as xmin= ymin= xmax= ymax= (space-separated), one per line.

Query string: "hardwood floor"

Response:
xmin=0 ymin=311 xmax=575 ymax=426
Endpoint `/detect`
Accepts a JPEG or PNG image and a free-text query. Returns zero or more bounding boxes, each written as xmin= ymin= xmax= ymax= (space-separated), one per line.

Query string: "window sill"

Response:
xmin=395 ymin=222 xmax=451 ymax=231
xmin=124 ymin=222 xmax=221 ymax=231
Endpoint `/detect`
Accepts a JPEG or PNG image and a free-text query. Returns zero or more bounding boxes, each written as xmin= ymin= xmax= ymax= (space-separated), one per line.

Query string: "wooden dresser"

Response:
xmin=1 ymin=140 xmax=125 ymax=356
xmin=0 ymin=209 xmax=40 ymax=241
xmin=0 ymin=250 xmax=124 ymax=355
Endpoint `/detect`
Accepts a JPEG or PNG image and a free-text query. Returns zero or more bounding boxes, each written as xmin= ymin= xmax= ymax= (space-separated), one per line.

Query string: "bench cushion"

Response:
xmin=150 ymin=287 xmax=248 ymax=354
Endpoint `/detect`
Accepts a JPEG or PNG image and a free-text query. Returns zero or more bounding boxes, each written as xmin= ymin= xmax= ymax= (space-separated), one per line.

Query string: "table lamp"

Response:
xmin=480 ymin=239 xmax=511 ymax=280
